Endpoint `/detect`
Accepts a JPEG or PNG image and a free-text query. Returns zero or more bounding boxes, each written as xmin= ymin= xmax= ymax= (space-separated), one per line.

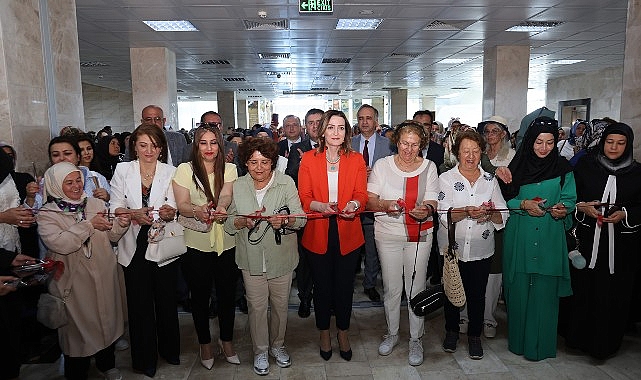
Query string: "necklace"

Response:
xmin=141 ymin=168 xmax=156 ymax=180
xmin=326 ymin=151 xmax=340 ymax=171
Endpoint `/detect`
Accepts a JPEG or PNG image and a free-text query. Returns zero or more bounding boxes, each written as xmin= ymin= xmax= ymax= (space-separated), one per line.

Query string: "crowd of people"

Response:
xmin=1 ymin=104 xmax=640 ymax=380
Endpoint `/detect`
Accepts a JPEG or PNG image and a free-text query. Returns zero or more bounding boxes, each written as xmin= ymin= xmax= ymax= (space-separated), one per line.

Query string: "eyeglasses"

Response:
xmin=198 ymin=122 xmax=221 ymax=128
xmin=143 ymin=116 xmax=163 ymax=122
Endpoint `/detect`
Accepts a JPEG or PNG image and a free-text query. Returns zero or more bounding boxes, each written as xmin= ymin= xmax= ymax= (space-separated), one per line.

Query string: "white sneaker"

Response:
xmin=269 ymin=346 xmax=291 ymax=368
xmin=102 ymin=368 xmax=122 ymax=380
xmin=253 ymin=352 xmax=270 ymax=375
xmin=483 ymin=323 xmax=497 ymax=338
xmin=114 ymin=337 xmax=129 ymax=351
xmin=408 ymin=338 xmax=424 ymax=366
xmin=378 ymin=334 xmax=399 ymax=356
xmin=459 ymin=319 xmax=468 ymax=334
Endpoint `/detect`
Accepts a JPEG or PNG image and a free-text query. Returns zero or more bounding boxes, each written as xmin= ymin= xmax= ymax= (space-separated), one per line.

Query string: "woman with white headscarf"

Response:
xmin=37 ymin=162 xmax=130 ymax=380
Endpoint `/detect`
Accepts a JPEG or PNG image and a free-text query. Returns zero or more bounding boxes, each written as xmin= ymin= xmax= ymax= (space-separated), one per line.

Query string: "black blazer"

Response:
xmin=425 ymin=141 xmax=445 ymax=171
xmin=285 ymin=139 xmax=315 ymax=186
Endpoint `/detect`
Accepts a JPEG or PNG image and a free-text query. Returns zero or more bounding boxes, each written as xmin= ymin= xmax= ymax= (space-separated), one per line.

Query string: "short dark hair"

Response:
xmin=129 ymin=123 xmax=169 ymax=163
xmin=48 ymin=136 xmax=81 ymax=162
xmin=452 ymin=130 xmax=486 ymax=158
xmin=304 ymin=108 xmax=324 ymax=124
xmin=200 ymin=111 xmax=221 ymax=123
xmin=357 ymin=104 xmax=378 ymax=119
xmin=413 ymin=110 xmax=434 ymax=123
xmin=238 ymin=136 xmax=279 ymax=171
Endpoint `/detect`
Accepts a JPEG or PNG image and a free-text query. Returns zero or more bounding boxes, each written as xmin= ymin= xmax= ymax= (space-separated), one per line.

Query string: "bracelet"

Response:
xmin=347 ymin=200 xmax=360 ymax=211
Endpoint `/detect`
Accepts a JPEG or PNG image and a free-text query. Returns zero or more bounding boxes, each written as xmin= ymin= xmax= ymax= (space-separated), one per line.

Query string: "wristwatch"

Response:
xmin=348 ymin=200 xmax=360 ymax=211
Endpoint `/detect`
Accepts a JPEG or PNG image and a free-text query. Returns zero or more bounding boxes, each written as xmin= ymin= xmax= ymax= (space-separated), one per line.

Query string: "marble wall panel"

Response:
xmin=82 ymin=83 xmax=134 ymax=133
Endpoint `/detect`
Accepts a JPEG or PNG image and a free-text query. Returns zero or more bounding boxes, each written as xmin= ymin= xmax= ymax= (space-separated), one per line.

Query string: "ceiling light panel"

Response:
xmin=336 ymin=19 xmax=382 ymax=30
xmin=143 ymin=20 xmax=198 ymax=32
xmin=506 ymin=21 xmax=563 ymax=32
xmin=550 ymin=59 xmax=585 ymax=65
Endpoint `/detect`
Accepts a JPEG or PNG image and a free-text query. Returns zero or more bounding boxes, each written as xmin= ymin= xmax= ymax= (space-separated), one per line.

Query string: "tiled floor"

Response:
xmin=20 ymin=277 xmax=641 ymax=380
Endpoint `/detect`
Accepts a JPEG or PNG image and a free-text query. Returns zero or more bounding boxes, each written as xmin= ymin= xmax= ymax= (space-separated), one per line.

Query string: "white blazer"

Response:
xmin=109 ymin=160 xmax=177 ymax=267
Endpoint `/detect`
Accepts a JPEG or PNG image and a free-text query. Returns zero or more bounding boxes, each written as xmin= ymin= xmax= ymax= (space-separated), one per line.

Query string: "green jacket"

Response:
xmin=503 ymin=172 xmax=576 ymax=297
xmin=224 ymin=171 xmax=306 ymax=278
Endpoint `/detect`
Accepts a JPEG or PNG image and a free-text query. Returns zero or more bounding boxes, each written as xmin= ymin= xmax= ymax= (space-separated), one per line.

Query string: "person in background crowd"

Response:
xmin=501 ymin=116 xmax=576 ymax=361
xmin=412 ymin=110 xmax=445 ymax=170
xmin=558 ymin=120 xmax=588 ymax=160
xmin=438 ymin=130 xmax=508 ymax=360
xmin=352 ymin=104 xmax=392 ymax=303
xmin=278 ymin=115 xmax=303 ymax=158
xmin=93 ymin=135 xmax=122 ymax=181
xmin=298 ymin=110 xmax=368 ymax=362
xmin=141 ymin=105 xmax=189 ymax=167
xmin=110 ymin=124 xmax=180 ymax=377
xmin=367 ymin=121 xmax=438 ymax=366
xmin=172 ymin=123 xmax=239 ymax=370
xmin=225 ymin=137 xmax=305 ymax=375
xmin=38 ymin=162 xmax=130 ymax=380
xmin=285 ymin=108 xmax=324 ymax=318
xmin=566 ymin=123 xmax=641 ymax=359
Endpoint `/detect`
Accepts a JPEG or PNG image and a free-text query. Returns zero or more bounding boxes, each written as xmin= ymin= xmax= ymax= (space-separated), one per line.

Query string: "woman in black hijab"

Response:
xmin=501 ymin=116 xmax=576 ymax=361
xmin=93 ymin=135 xmax=122 ymax=181
xmin=566 ymin=122 xmax=641 ymax=359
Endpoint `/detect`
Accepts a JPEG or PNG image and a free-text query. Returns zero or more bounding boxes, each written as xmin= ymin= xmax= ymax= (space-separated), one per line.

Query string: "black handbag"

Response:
xmin=409 ymin=218 xmax=445 ymax=317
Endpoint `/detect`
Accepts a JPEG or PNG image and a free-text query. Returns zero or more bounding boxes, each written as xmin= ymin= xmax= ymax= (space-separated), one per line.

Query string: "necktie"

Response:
xmin=363 ymin=139 xmax=370 ymax=166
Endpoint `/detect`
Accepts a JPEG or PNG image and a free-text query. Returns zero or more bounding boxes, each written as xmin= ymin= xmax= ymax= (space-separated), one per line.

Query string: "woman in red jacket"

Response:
xmin=298 ymin=110 xmax=368 ymax=362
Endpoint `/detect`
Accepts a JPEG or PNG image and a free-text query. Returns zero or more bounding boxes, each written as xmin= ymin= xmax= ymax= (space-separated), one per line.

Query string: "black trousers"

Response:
xmin=295 ymin=229 xmax=313 ymax=302
xmin=123 ymin=228 xmax=180 ymax=372
xmin=0 ymin=293 xmax=21 ymax=380
xmin=181 ymin=247 xmax=239 ymax=343
xmin=63 ymin=343 xmax=115 ymax=380
xmin=444 ymin=257 xmax=491 ymax=337
xmin=307 ymin=217 xmax=361 ymax=331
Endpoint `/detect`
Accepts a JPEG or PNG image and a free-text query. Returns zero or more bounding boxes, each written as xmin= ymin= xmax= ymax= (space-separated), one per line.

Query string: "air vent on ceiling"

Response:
xmin=382 ymin=87 xmax=401 ymax=90
xmin=243 ymin=19 xmax=289 ymax=31
xmin=247 ymin=95 xmax=262 ymax=98
xmin=237 ymin=88 xmax=256 ymax=92
xmin=353 ymin=81 xmax=371 ymax=85
xmin=451 ymin=87 xmax=469 ymax=90
xmin=259 ymin=53 xmax=291 ymax=59
xmin=80 ymin=61 xmax=109 ymax=67
xmin=222 ymin=77 xmax=246 ymax=82
xmin=310 ymin=87 xmax=329 ymax=91
xmin=344 ymin=88 xmax=357 ymax=91
xmin=322 ymin=57 xmax=351 ymax=64
xmin=177 ymin=89 xmax=184 ymax=93
xmin=266 ymin=71 xmax=291 ymax=76
xmin=198 ymin=59 xmax=231 ymax=65
xmin=390 ymin=52 xmax=422 ymax=58
xmin=314 ymin=76 xmax=336 ymax=81
xmin=423 ymin=20 xmax=475 ymax=31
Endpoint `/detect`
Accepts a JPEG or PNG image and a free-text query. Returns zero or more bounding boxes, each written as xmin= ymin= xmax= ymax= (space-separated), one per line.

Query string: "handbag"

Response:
xmin=442 ymin=208 xmax=466 ymax=307
xmin=409 ymin=219 xmax=445 ymax=317
xmin=176 ymin=163 xmax=213 ymax=233
xmin=146 ymin=219 xmax=187 ymax=266
xmin=37 ymin=291 xmax=68 ymax=329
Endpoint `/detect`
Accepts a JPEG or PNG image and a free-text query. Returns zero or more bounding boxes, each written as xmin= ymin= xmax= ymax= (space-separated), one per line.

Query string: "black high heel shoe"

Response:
xmin=337 ymin=333 xmax=352 ymax=361
xmin=320 ymin=348 xmax=332 ymax=361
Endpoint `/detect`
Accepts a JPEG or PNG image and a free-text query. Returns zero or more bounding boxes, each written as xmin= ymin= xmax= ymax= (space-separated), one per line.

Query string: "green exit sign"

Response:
xmin=299 ymin=0 xmax=333 ymax=13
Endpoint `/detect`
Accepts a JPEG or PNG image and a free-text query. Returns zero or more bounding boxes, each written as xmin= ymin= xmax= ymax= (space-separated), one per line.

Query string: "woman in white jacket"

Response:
xmin=109 ymin=124 xmax=180 ymax=378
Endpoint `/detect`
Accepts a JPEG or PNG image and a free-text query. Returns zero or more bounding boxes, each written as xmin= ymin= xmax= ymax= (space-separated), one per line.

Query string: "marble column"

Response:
xmin=217 ymin=91 xmax=237 ymax=131
xmin=130 ymin=47 xmax=178 ymax=129
xmin=0 ymin=0 xmax=84 ymax=173
xmin=390 ymin=89 xmax=408 ymax=126
xmin=370 ymin=97 xmax=385 ymax=125
xmin=620 ymin=0 xmax=641 ymax=160
xmin=236 ymin=99 xmax=247 ymax=131
xmin=482 ymin=45 xmax=529 ymax=132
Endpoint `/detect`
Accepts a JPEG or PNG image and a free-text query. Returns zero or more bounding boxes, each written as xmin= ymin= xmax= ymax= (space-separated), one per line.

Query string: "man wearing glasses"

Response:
xmin=413 ymin=110 xmax=445 ymax=170
xmin=141 ymin=105 xmax=189 ymax=167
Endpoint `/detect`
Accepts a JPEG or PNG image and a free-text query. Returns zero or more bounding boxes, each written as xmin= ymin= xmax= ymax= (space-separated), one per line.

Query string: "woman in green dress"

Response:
xmin=501 ymin=116 xmax=576 ymax=361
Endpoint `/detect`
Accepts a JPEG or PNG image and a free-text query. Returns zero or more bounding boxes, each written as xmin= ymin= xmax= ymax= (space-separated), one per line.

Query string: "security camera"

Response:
xmin=277 ymin=73 xmax=281 ymax=78
xmin=258 ymin=10 xmax=267 ymax=18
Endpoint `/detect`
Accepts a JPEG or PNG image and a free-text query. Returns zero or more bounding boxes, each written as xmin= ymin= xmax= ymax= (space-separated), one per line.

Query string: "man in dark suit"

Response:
xmin=141 ymin=105 xmax=189 ymax=167
xmin=285 ymin=108 xmax=324 ymax=318
xmin=413 ymin=110 xmax=445 ymax=170
xmin=351 ymin=104 xmax=393 ymax=303
xmin=277 ymin=115 xmax=303 ymax=158
xmin=413 ymin=109 xmax=444 ymax=285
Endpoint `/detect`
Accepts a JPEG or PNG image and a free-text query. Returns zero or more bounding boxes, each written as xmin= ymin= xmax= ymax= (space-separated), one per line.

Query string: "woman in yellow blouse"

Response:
xmin=172 ymin=124 xmax=239 ymax=370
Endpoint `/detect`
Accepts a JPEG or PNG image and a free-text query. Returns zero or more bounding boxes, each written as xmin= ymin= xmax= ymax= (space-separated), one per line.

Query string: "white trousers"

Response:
xmin=460 ymin=272 xmax=502 ymax=327
xmin=375 ymin=235 xmax=431 ymax=339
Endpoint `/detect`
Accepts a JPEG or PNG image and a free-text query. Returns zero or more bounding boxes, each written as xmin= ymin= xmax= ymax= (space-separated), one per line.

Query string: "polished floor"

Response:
xmin=20 ymin=275 xmax=641 ymax=380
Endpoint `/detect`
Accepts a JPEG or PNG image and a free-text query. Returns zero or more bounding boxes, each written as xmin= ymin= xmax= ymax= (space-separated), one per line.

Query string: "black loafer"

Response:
xmin=298 ymin=300 xmax=311 ymax=318
xmin=364 ymin=287 xmax=381 ymax=302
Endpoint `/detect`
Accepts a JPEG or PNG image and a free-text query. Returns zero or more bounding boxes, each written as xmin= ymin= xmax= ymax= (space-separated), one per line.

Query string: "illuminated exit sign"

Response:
xmin=299 ymin=0 xmax=333 ymax=13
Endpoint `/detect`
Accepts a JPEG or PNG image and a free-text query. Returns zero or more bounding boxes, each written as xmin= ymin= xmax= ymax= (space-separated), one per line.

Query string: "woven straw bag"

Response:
xmin=442 ymin=208 xmax=466 ymax=307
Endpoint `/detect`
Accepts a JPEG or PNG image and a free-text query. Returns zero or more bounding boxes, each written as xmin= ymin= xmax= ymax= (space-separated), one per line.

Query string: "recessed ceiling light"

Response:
xmin=359 ymin=10 xmax=374 ymax=15
xmin=143 ymin=20 xmax=198 ymax=32
xmin=336 ymin=19 xmax=382 ymax=30
xmin=439 ymin=58 xmax=469 ymax=64
xmin=506 ymin=21 xmax=563 ymax=32
xmin=550 ymin=59 xmax=585 ymax=65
